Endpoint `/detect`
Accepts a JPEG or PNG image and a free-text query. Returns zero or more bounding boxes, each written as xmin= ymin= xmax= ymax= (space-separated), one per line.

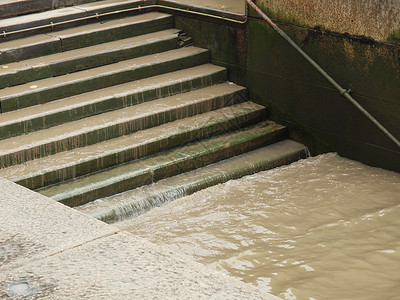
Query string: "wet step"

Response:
xmin=0 ymin=83 xmax=246 ymax=168
xmin=0 ymin=28 xmax=185 ymax=89
xmin=0 ymin=102 xmax=266 ymax=189
xmin=0 ymin=46 xmax=210 ymax=112
xmin=0 ymin=8 xmax=310 ymax=230
xmin=0 ymin=64 xmax=227 ymax=140
xmin=0 ymin=12 xmax=174 ymax=63
xmin=37 ymin=121 xmax=287 ymax=207
xmin=77 ymin=140 xmax=309 ymax=223
xmin=0 ymin=0 xmax=147 ymax=25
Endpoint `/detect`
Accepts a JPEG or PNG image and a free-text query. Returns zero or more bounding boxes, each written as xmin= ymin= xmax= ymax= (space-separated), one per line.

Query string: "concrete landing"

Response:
xmin=163 ymin=0 xmax=245 ymax=14
xmin=0 ymin=177 xmax=280 ymax=299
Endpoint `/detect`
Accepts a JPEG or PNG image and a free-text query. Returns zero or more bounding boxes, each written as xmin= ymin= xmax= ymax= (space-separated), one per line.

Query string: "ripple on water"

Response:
xmin=116 ymin=153 xmax=400 ymax=300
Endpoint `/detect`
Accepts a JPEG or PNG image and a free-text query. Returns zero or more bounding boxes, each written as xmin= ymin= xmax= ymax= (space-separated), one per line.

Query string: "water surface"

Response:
xmin=117 ymin=153 xmax=400 ymax=299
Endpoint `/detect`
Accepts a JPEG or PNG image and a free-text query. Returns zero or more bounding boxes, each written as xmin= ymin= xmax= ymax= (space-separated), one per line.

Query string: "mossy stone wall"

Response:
xmin=254 ymin=0 xmax=400 ymax=45
xmin=175 ymin=12 xmax=400 ymax=172
xmin=246 ymin=19 xmax=400 ymax=171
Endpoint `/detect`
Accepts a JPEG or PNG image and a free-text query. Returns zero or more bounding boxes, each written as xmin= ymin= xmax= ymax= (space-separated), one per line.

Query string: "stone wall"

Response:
xmin=174 ymin=1 xmax=400 ymax=172
xmin=245 ymin=19 xmax=400 ymax=171
xmin=255 ymin=0 xmax=400 ymax=44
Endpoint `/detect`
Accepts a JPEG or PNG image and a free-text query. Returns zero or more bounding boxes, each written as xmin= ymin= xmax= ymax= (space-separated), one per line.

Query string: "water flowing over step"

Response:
xmin=0 ymin=12 xmax=174 ymax=63
xmin=0 ymin=101 xmax=266 ymax=189
xmin=0 ymin=82 xmax=245 ymax=167
xmin=0 ymin=28 xmax=186 ymax=89
xmin=37 ymin=121 xmax=287 ymax=206
xmin=0 ymin=64 xmax=226 ymax=140
xmin=0 ymin=5 xmax=309 ymax=222
xmin=0 ymin=46 xmax=209 ymax=112
xmin=77 ymin=140 xmax=309 ymax=223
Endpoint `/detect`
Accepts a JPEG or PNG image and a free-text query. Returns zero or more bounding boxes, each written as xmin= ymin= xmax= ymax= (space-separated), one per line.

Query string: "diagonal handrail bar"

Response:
xmin=244 ymin=0 xmax=400 ymax=149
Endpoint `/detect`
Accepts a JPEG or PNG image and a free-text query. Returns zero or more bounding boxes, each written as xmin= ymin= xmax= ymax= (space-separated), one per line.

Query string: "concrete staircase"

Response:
xmin=0 ymin=2 xmax=309 ymax=223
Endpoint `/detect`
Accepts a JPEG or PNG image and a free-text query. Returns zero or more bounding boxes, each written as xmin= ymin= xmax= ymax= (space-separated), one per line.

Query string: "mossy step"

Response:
xmin=0 ymin=83 xmax=246 ymax=168
xmin=0 ymin=29 xmax=183 ymax=89
xmin=77 ymin=140 xmax=309 ymax=223
xmin=0 ymin=12 xmax=174 ymax=63
xmin=2 ymin=102 xmax=266 ymax=189
xmin=0 ymin=64 xmax=227 ymax=140
xmin=0 ymin=46 xmax=210 ymax=113
xmin=38 ymin=121 xmax=288 ymax=207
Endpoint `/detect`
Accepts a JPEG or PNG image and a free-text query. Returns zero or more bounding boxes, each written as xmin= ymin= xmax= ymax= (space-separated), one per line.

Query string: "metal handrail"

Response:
xmin=244 ymin=0 xmax=400 ymax=149
xmin=0 ymin=4 xmax=247 ymax=38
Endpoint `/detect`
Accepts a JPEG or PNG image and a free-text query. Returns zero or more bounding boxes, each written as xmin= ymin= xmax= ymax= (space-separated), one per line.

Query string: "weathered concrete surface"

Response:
xmin=0 ymin=178 xmax=118 ymax=271
xmin=254 ymin=0 xmax=400 ymax=44
xmin=0 ymin=177 xmax=280 ymax=299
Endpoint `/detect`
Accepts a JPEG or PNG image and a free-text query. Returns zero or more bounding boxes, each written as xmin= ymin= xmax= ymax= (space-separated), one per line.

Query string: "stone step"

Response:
xmin=0 ymin=64 xmax=227 ymax=140
xmin=77 ymin=139 xmax=309 ymax=223
xmin=0 ymin=83 xmax=246 ymax=168
xmin=0 ymin=102 xmax=266 ymax=189
xmin=0 ymin=46 xmax=210 ymax=112
xmin=0 ymin=8 xmax=310 ymax=235
xmin=38 ymin=121 xmax=288 ymax=207
xmin=0 ymin=12 xmax=173 ymax=63
xmin=0 ymin=28 xmax=184 ymax=89
xmin=0 ymin=0 xmax=147 ymax=22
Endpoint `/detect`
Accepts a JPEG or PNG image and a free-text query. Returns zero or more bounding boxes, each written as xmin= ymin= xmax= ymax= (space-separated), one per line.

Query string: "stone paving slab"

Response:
xmin=0 ymin=177 xmax=280 ymax=299
xmin=0 ymin=231 xmax=279 ymax=299
xmin=0 ymin=178 xmax=118 ymax=271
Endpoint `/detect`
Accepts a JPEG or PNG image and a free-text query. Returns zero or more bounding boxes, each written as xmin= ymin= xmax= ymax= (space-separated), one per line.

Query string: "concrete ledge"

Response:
xmin=158 ymin=0 xmax=246 ymax=22
xmin=0 ymin=178 xmax=118 ymax=271
xmin=0 ymin=177 xmax=280 ymax=299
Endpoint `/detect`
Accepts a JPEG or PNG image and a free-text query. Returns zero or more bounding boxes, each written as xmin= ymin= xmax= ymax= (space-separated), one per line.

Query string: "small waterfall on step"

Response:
xmin=77 ymin=145 xmax=310 ymax=223
xmin=116 ymin=153 xmax=400 ymax=300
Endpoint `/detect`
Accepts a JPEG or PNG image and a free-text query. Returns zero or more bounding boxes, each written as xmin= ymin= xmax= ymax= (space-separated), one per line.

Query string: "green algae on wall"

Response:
xmin=253 ymin=0 xmax=400 ymax=45
xmin=388 ymin=30 xmax=400 ymax=44
xmin=172 ymin=6 xmax=400 ymax=172
xmin=246 ymin=18 xmax=400 ymax=171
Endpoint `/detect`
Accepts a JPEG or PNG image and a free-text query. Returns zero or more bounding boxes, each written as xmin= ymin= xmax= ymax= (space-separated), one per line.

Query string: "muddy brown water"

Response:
xmin=117 ymin=153 xmax=400 ymax=299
